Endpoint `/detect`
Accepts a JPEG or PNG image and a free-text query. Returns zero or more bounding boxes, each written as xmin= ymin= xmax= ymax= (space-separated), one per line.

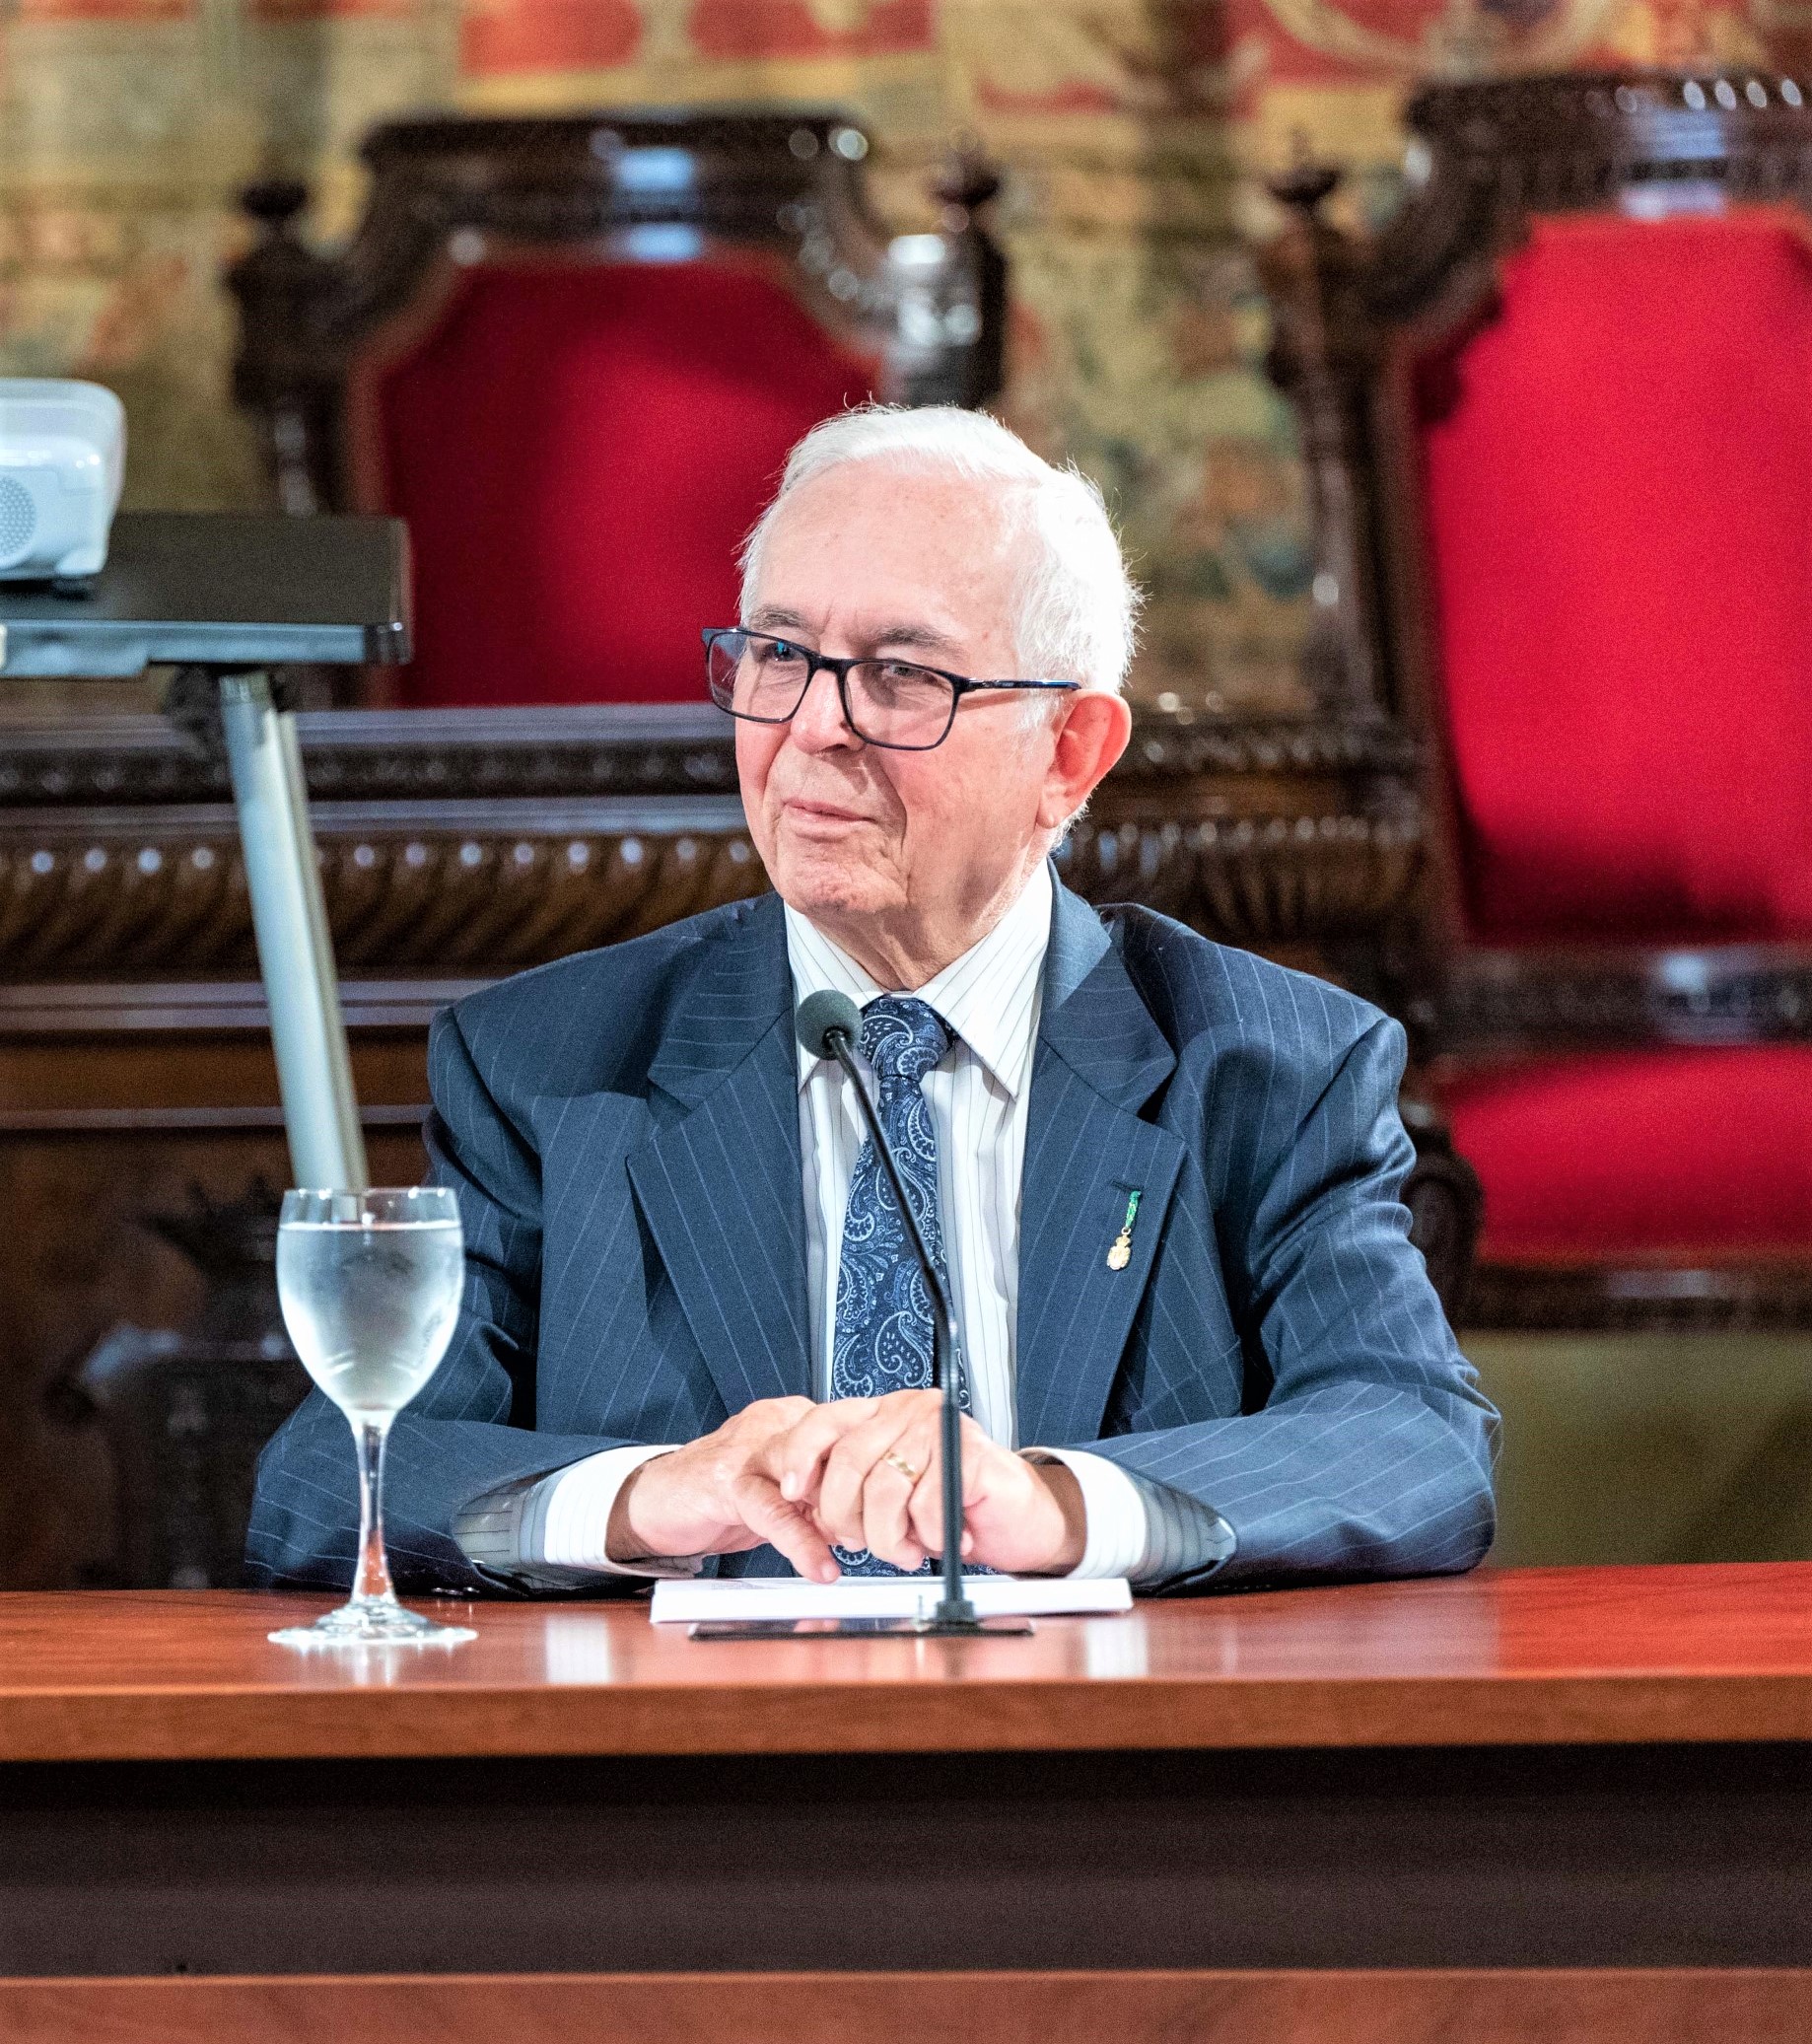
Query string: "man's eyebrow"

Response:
xmin=866 ymin=622 xmax=961 ymax=655
xmin=743 ymin=606 xmax=960 ymax=656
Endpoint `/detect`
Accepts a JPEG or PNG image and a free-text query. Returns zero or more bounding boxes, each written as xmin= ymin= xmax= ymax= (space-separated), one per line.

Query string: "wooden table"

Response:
xmin=2 ymin=1565 xmax=1809 ymax=2042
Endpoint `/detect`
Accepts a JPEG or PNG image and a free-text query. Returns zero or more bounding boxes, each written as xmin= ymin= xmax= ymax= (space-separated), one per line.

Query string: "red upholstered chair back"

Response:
xmin=351 ymin=257 xmax=878 ymax=708
xmin=228 ymin=113 xmax=1007 ymax=710
xmin=1411 ymin=207 xmax=1812 ymax=947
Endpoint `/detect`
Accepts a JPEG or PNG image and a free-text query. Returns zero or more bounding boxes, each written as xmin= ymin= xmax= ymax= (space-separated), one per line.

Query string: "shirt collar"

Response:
xmin=785 ymin=861 xmax=1053 ymax=1101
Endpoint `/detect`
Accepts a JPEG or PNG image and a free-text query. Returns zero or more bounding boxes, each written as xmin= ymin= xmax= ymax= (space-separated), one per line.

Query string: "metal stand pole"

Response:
xmin=218 ymin=672 xmax=368 ymax=1192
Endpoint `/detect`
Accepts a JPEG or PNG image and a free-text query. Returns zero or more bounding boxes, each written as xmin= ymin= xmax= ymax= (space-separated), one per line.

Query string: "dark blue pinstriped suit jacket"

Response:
xmin=247 ymin=879 xmax=1498 ymax=1593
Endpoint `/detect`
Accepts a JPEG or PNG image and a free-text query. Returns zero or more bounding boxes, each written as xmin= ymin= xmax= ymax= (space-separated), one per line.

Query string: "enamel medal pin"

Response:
xmin=1106 ymin=1189 xmax=1142 ymax=1271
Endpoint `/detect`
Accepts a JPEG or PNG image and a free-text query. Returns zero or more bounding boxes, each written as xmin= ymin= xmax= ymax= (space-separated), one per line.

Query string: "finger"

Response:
xmin=907 ymin=1462 xmax=945 ymax=1559
xmin=773 ymin=1398 xmax=879 ymax=1504
xmin=815 ymin=1406 xmax=917 ymax=1539
xmin=861 ymin=1447 xmax=927 ymax=1572
xmin=751 ymin=1394 xmax=816 ymax=1428
xmin=945 ymin=1424 xmax=1020 ymax=1569
xmin=902 ymin=1412 xmax=953 ymax=1556
xmin=960 ymin=1414 xmax=994 ymax=1506
xmin=904 ymin=1417 xmax=987 ymax=1560
xmin=817 ymin=1408 xmax=923 ymax=1546
xmin=732 ymin=1471 xmax=839 ymax=1584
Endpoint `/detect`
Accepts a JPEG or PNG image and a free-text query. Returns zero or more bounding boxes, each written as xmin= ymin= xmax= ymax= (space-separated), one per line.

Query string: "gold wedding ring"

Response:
xmin=881 ymin=1450 xmax=922 ymax=1485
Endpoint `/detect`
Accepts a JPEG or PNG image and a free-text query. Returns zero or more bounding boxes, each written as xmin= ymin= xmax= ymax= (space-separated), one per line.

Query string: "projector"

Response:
xmin=0 ymin=379 xmax=125 ymax=580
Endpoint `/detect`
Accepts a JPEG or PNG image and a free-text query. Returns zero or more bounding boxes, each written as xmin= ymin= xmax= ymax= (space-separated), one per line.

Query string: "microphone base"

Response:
xmin=689 ymin=1616 xmax=1036 ymax=1641
xmin=906 ymin=1614 xmax=1035 ymax=1638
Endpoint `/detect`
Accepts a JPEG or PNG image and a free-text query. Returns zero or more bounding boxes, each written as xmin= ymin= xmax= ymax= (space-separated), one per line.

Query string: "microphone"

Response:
xmin=794 ymin=990 xmax=989 ymax=1634
xmin=793 ymin=989 xmax=862 ymax=1063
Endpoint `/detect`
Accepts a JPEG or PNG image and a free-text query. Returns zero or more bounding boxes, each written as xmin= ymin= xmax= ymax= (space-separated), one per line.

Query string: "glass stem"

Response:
xmin=351 ymin=1416 xmax=397 ymax=1606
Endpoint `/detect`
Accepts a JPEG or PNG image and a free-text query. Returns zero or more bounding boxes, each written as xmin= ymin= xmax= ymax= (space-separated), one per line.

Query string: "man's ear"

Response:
xmin=1037 ymin=691 xmax=1132 ymax=831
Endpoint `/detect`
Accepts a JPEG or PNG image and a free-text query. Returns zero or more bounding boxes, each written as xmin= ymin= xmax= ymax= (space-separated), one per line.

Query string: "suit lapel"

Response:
xmin=1015 ymin=883 xmax=1185 ymax=1448
xmin=626 ymin=895 xmax=812 ymax=1414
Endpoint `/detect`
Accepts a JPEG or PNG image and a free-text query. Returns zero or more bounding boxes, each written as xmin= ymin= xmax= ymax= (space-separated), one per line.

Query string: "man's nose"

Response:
xmin=788 ymin=667 xmax=860 ymax=753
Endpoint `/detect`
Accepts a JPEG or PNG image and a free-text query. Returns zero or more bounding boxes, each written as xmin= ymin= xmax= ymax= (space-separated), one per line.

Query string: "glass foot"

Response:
xmin=269 ymin=1595 xmax=476 ymax=1650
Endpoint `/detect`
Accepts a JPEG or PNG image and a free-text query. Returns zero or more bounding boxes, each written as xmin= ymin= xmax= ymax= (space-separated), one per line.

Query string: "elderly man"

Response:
xmin=249 ymin=406 xmax=1497 ymax=1594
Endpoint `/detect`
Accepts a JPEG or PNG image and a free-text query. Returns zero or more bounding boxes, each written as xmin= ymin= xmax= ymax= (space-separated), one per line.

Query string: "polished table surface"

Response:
xmin=4 ymin=1563 xmax=1811 ymax=1991
xmin=2 ymin=1561 xmax=1809 ymax=1762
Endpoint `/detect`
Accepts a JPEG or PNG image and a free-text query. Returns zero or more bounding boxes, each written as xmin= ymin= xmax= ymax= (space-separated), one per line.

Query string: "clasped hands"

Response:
xmin=606 ymin=1390 xmax=1086 ymax=1582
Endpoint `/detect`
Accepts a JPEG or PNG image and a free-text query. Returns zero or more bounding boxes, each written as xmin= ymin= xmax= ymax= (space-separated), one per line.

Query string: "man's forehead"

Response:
xmin=744 ymin=600 xmax=961 ymax=655
xmin=779 ymin=455 xmax=1011 ymax=522
xmin=746 ymin=461 xmax=1023 ymax=651
xmin=761 ymin=462 xmax=1018 ymax=571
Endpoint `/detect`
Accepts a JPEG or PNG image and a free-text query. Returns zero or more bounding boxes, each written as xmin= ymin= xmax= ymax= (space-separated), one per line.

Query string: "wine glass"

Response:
xmin=268 ymin=1186 xmax=476 ymax=1649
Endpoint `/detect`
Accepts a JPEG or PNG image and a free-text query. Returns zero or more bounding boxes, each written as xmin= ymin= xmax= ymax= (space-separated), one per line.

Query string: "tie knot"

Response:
xmin=861 ymin=996 xmax=950 ymax=1090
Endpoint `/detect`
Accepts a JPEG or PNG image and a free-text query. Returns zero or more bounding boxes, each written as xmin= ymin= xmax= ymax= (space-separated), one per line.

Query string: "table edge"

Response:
xmin=3 ymin=1672 xmax=1809 ymax=1764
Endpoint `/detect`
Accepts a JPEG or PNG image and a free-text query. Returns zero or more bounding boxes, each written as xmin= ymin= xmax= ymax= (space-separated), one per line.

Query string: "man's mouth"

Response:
xmin=782 ymin=798 xmax=871 ymax=827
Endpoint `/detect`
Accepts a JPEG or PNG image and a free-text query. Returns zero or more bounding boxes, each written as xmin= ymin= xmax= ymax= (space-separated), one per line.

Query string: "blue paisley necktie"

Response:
xmin=829 ymin=994 xmax=967 ymax=1576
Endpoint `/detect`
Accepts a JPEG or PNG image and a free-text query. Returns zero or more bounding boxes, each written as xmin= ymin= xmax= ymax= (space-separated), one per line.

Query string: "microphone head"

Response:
xmin=795 ymin=989 xmax=861 ymax=1060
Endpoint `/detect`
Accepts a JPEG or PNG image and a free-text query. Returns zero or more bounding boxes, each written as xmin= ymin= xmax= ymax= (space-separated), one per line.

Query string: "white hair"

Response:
xmin=738 ymin=404 xmax=1141 ymax=694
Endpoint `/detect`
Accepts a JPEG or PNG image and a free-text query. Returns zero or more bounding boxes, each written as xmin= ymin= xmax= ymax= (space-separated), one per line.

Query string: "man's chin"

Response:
xmin=768 ymin=841 xmax=899 ymax=926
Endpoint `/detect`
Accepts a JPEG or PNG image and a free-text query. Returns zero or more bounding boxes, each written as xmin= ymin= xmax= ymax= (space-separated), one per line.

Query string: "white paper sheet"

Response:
xmin=650 ymin=1575 xmax=1132 ymax=1625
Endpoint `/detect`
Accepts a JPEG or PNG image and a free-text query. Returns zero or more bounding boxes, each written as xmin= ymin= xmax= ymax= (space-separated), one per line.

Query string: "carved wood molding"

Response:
xmin=0 ymin=706 xmax=740 ymax=807
xmin=0 ymin=800 xmax=1420 ymax=978
xmin=336 ymin=112 xmax=909 ymax=333
xmin=0 ymin=705 xmax=1420 ymax=807
xmin=1415 ymin=949 xmax=1812 ymax=1054
xmin=1372 ymin=72 xmax=1812 ymax=326
xmin=1062 ymin=812 xmax=1421 ymax=947
xmin=1466 ymin=1260 xmax=1812 ymax=1331
xmin=0 ymin=705 xmax=1425 ymax=978
xmin=0 ymin=800 xmax=762 ymax=979
xmin=1115 ymin=714 xmax=1418 ymax=780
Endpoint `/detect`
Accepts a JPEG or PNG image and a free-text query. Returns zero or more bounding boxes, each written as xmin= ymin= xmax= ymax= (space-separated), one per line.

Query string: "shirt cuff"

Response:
xmin=541 ymin=1445 xmax=702 ymax=1577
xmin=1030 ymin=1448 xmax=1236 ymax=1586
xmin=452 ymin=1445 xmax=703 ymax=1585
xmin=1031 ymin=1448 xmax=1149 ymax=1579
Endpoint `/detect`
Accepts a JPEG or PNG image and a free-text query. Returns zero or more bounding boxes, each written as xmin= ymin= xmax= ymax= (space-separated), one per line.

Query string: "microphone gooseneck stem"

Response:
xmin=824 ymin=1026 xmax=978 ymax=1630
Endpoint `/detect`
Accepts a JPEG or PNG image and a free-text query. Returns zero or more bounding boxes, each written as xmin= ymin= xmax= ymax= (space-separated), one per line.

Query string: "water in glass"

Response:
xmin=278 ymin=1213 xmax=462 ymax=1421
xmin=267 ymin=1186 xmax=476 ymax=1650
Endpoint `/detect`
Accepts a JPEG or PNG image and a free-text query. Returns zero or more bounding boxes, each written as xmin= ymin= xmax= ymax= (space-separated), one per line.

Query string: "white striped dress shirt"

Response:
xmin=495 ymin=866 xmax=1231 ymax=1584
xmin=788 ymin=865 xmax=1048 ymax=1441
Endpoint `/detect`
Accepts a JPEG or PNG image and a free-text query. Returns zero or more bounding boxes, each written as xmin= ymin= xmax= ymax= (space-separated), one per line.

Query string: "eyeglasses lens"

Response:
xmin=708 ymin=632 xmax=809 ymax=720
xmin=706 ymin=633 xmax=955 ymax=748
xmin=847 ymin=662 xmax=954 ymax=747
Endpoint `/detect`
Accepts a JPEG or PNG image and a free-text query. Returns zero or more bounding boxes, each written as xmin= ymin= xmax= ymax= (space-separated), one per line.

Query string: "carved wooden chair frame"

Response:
xmin=229 ymin=108 xmax=1007 ymax=525
xmin=1262 ymin=70 xmax=1812 ymax=1329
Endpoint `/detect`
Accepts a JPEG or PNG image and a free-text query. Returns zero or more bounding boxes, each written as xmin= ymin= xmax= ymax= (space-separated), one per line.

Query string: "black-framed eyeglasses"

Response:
xmin=701 ymin=627 xmax=1080 ymax=752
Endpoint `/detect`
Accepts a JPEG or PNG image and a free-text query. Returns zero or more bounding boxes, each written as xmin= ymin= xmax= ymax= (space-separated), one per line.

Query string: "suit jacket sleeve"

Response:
xmin=244 ymin=1005 xmax=647 ymax=1595
xmin=1068 ymin=1014 xmax=1498 ymax=1589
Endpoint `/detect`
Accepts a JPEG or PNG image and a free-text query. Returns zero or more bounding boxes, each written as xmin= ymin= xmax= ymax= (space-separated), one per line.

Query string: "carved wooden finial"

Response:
xmin=239 ymin=179 xmax=311 ymax=237
xmin=934 ymin=142 xmax=1002 ymax=227
xmin=1266 ymin=161 xmax=1343 ymax=220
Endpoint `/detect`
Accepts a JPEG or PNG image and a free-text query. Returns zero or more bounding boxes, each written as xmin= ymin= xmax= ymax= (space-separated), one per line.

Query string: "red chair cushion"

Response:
xmin=359 ymin=259 xmax=877 ymax=707
xmin=1416 ymin=210 xmax=1812 ymax=945
xmin=1437 ymin=1046 xmax=1812 ymax=1261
